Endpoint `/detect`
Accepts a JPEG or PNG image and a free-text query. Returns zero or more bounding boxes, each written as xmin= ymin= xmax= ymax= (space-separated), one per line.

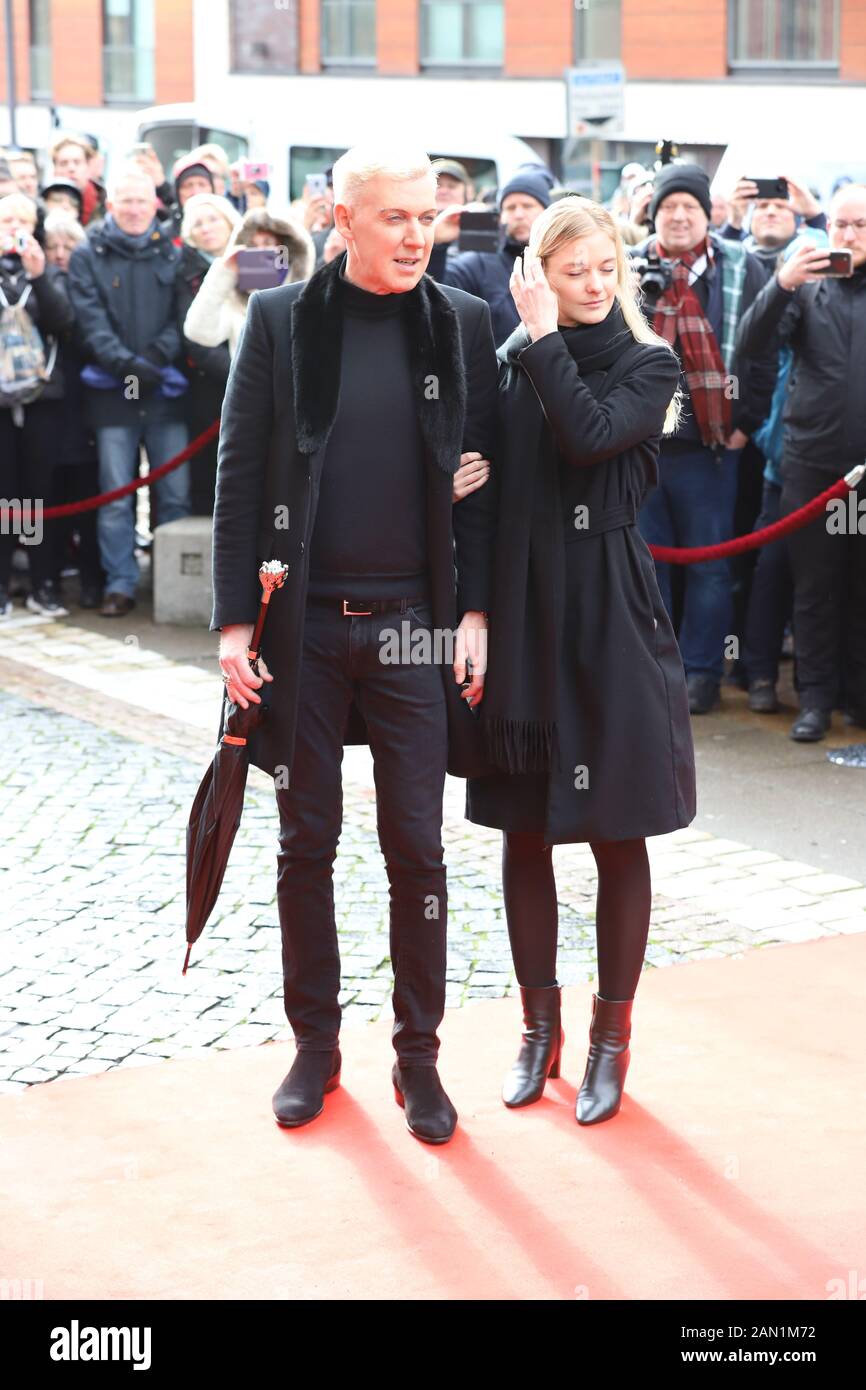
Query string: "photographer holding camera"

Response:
xmin=629 ymin=163 xmax=775 ymax=713
xmin=736 ymin=183 xmax=866 ymax=742
xmin=0 ymin=192 xmax=73 ymax=619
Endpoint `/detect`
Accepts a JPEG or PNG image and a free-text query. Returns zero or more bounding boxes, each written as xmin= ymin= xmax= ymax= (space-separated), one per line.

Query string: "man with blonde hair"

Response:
xmin=50 ymin=133 xmax=105 ymax=226
xmin=213 ymin=143 xmax=498 ymax=1144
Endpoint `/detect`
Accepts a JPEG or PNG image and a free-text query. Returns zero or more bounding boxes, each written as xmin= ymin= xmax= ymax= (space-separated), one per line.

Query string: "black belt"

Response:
xmin=307 ymin=594 xmax=430 ymax=616
xmin=564 ymin=502 xmax=637 ymax=541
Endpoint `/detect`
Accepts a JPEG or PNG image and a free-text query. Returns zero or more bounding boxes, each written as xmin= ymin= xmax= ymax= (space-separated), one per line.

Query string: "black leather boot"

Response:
xmin=502 ymin=983 xmax=563 ymax=1108
xmin=575 ymin=994 xmax=632 ymax=1126
xmin=272 ymin=1047 xmax=341 ymax=1128
xmin=392 ymin=1062 xmax=457 ymax=1144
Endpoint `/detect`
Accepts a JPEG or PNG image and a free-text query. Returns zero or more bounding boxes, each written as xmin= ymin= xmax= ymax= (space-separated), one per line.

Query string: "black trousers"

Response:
xmin=0 ymin=400 xmax=64 ymax=590
xmin=730 ymin=439 xmax=767 ymax=646
xmin=741 ymin=479 xmax=794 ymax=685
xmin=275 ymin=594 xmax=449 ymax=1064
xmin=780 ymin=458 xmax=866 ymax=711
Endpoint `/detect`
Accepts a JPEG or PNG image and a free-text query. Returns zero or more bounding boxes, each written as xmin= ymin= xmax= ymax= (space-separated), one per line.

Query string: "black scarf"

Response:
xmin=290 ymin=248 xmax=467 ymax=476
xmin=480 ymin=298 xmax=634 ymax=773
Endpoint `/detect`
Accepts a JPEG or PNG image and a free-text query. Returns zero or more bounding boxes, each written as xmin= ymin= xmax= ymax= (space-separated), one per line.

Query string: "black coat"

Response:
xmin=736 ymin=266 xmax=866 ymax=474
xmin=66 ymin=219 xmax=185 ymax=427
xmin=210 ymin=252 xmax=500 ymax=782
xmin=466 ymin=322 xmax=697 ymax=844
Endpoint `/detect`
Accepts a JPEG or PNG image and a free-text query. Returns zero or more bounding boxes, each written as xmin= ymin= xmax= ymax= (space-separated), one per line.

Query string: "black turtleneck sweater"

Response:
xmin=306 ymin=260 xmax=429 ymax=598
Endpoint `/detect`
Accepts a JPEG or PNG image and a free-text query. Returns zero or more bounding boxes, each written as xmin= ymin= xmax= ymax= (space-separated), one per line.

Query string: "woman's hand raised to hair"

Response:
xmin=509 ymin=246 xmax=560 ymax=343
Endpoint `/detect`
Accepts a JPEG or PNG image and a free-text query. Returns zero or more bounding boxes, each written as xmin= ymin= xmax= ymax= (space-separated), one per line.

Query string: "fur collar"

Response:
xmin=290 ymin=250 xmax=467 ymax=475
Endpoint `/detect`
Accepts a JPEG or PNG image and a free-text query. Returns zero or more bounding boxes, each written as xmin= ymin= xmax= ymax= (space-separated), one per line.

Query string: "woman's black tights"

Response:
xmin=501 ymin=830 xmax=652 ymax=1000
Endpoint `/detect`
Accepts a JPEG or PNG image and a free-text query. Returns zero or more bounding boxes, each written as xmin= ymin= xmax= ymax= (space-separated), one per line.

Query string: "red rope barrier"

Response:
xmin=0 ymin=423 xmax=862 ymax=565
xmin=648 ymin=465 xmax=865 ymax=565
xmin=0 ymin=419 xmax=220 ymax=523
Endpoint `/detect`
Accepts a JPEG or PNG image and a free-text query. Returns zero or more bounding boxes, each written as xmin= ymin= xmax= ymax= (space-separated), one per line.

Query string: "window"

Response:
xmin=420 ymin=0 xmax=504 ymax=66
xmin=29 ymin=0 xmax=51 ymax=99
xmin=729 ymin=0 xmax=839 ymax=67
xmin=230 ymin=0 xmax=300 ymax=74
xmin=321 ymin=0 xmax=376 ymax=64
xmin=103 ymin=0 xmax=155 ymax=102
xmin=573 ymin=0 xmax=621 ymax=61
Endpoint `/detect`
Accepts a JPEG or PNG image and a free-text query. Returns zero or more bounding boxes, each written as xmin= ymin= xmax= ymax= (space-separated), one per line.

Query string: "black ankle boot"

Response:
xmin=502 ymin=983 xmax=563 ymax=1108
xmin=272 ymin=1047 xmax=341 ymax=1128
xmin=575 ymin=994 xmax=632 ymax=1125
xmin=392 ymin=1062 xmax=457 ymax=1144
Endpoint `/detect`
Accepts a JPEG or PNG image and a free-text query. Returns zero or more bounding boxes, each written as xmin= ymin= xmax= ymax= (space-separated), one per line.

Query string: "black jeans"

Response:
xmin=275 ymin=595 xmax=449 ymax=1065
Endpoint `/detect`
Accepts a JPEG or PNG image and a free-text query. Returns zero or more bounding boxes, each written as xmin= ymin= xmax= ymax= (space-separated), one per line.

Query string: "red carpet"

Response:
xmin=2 ymin=934 xmax=864 ymax=1301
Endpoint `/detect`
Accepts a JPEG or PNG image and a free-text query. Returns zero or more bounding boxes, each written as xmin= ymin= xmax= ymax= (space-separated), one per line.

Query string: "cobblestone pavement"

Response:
xmin=2 ymin=613 xmax=866 ymax=1093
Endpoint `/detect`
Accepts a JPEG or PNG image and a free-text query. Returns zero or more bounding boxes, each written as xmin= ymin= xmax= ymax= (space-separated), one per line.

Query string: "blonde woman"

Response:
xmin=183 ymin=205 xmax=315 ymax=359
xmin=176 ymin=194 xmax=242 ymax=515
xmin=466 ymin=195 xmax=696 ymax=1124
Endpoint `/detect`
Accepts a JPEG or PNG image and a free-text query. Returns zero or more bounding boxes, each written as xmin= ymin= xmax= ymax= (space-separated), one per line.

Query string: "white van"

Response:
xmin=131 ymin=103 xmax=541 ymax=207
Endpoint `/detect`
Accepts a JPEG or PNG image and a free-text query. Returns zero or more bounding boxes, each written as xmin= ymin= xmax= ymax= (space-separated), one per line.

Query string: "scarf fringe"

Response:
xmin=482 ymin=716 xmax=556 ymax=774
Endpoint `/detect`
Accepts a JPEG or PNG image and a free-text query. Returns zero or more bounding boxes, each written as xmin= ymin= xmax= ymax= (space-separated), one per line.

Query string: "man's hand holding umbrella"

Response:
xmin=219 ymin=623 xmax=274 ymax=710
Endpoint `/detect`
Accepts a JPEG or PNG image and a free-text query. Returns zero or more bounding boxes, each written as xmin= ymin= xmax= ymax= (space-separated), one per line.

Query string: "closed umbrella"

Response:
xmin=183 ymin=560 xmax=289 ymax=973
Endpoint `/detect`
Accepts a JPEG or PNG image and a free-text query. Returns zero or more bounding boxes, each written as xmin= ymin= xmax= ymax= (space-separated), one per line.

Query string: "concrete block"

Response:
xmin=153 ymin=517 xmax=213 ymax=626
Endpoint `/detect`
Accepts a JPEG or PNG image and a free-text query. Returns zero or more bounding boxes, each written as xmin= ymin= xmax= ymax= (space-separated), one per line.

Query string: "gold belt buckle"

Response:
xmin=342 ymin=599 xmax=373 ymax=616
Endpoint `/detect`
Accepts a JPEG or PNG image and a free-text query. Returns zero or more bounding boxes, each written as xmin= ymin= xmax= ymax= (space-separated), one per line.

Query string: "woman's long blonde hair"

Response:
xmin=527 ymin=195 xmax=683 ymax=435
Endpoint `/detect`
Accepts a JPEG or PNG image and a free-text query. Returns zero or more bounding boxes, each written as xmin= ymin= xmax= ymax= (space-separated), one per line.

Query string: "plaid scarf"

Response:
xmin=652 ymin=236 xmax=731 ymax=449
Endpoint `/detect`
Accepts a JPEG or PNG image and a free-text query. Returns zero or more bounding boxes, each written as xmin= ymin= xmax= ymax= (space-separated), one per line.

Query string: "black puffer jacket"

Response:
xmin=736 ymin=263 xmax=866 ymax=473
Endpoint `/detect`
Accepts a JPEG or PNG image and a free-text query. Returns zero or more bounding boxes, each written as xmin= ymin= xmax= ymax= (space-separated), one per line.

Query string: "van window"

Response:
xmin=289 ymin=146 xmax=501 ymax=203
xmin=137 ymin=124 xmax=248 ymax=173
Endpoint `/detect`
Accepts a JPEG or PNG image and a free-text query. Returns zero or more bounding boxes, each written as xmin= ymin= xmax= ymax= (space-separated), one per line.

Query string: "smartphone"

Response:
xmin=458 ymin=209 xmax=500 ymax=255
xmin=813 ymin=249 xmax=854 ymax=278
xmin=241 ymin=160 xmax=270 ymax=182
xmin=305 ymin=172 xmax=328 ymax=199
xmin=235 ymin=247 xmax=288 ymax=291
xmin=747 ymin=176 xmax=789 ymax=201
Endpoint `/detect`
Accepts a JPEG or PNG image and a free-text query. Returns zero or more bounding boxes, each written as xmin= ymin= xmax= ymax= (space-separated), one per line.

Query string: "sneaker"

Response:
xmin=25 ymin=583 xmax=69 ymax=618
xmin=0 ymin=586 xmax=12 ymax=618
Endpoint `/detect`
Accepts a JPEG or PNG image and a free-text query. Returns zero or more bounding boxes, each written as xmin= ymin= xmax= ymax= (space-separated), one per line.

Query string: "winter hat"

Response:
xmin=650 ymin=162 xmax=712 ymax=223
xmin=498 ymin=168 xmax=552 ymax=211
xmin=40 ymin=179 xmax=84 ymax=214
xmin=172 ymin=159 xmax=215 ymax=196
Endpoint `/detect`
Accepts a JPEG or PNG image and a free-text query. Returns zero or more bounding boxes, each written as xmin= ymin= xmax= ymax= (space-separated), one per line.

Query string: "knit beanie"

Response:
xmin=498 ymin=169 xmax=552 ymax=211
xmin=649 ymin=162 xmax=712 ymax=223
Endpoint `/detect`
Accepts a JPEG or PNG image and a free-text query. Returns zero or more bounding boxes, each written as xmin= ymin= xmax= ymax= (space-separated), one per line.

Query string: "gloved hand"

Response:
xmin=131 ymin=355 xmax=164 ymax=395
xmin=158 ymin=365 xmax=189 ymax=398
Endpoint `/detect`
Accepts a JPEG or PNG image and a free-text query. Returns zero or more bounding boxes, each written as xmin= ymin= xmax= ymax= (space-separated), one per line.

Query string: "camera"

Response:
xmin=630 ymin=249 xmax=674 ymax=302
xmin=0 ymin=231 xmax=28 ymax=257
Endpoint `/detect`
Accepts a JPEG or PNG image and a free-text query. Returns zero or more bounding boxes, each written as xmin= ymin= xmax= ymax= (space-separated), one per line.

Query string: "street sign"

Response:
xmin=565 ymin=62 xmax=625 ymax=137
